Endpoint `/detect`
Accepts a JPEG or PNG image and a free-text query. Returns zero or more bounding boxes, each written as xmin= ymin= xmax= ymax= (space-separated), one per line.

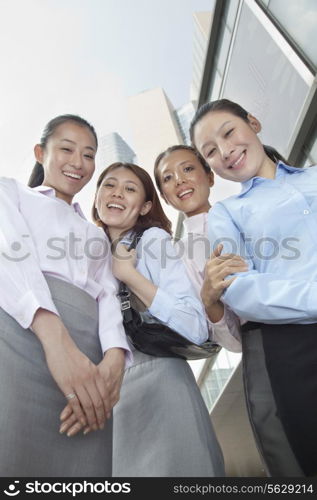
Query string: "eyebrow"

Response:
xmin=160 ymin=159 xmax=192 ymax=174
xmin=104 ymin=176 xmax=139 ymax=186
xmin=60 ymin=138 xmax=96 ymax=152
xmin=201 ymin=120 xmax=232 ymax=150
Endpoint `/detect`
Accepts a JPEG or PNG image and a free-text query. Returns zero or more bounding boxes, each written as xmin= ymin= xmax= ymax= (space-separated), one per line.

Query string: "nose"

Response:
xmin=174 ymin=172 xmax=185 ymax=185
xmin=70 ymin=150 xmax=82 ymax=169
xmin=112 ymin=187 xmax=124 ymax=198
xmin=219 ymin=141 xmax=234 ymax=161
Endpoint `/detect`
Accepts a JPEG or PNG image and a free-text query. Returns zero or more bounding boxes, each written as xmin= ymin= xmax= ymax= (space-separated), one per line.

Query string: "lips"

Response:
xmin=62 ymin=171 xmax=83 ymax=180
xmin=107 ymin=203 xmax=125 ymax=210
xmin=229 ymin=151 xmax=246 ymax=169
xmin=177 ymin=188 xmax=194 ymax=199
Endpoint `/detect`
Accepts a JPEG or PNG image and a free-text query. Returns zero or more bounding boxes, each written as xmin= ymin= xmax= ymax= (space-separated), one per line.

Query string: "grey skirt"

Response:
xmin=0 ymin=276 xmax=112 ymax=477
xmin=113 ymin=349 xmax=225 ymax=477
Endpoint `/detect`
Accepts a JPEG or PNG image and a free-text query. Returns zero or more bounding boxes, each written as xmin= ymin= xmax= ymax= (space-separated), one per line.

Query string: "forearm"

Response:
xmin=204 ymin=300 xmax=225 ymax=323
xmin=123 ymin=268 xmax=157 ymax=308
xmin=223 ymin=273 xmax=317 ymax=323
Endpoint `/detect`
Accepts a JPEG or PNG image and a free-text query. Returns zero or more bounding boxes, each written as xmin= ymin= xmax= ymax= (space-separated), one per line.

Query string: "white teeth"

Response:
xmin=178 ymin=189 xmax=193 ymax=198
xmin=107 ymin=203 xmax=124 ymax=210
xmin=63 ymin=171 xmax=82 ymax=179
xmin=231 ymin=152 xmax=245 ymax=168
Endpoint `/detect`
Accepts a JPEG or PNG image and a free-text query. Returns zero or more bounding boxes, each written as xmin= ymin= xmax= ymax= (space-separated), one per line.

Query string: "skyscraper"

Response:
xmin=96 ymin=132 xmax=136 ymax=170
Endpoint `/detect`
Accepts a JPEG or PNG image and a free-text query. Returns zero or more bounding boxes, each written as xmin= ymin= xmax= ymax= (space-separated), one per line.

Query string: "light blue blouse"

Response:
xmin=208 ymin=162 xmax=317 ymax=324
xmin=121 ymin=226 xmax=208 ymax=344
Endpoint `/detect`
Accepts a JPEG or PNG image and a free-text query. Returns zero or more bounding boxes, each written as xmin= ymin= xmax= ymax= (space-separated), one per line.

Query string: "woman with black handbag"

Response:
xmin=60 ymin=161 xmax=225 ymax=477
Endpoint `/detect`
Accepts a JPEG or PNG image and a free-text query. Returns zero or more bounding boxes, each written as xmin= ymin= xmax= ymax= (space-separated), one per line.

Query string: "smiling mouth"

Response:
xmin=62 ymin=171 xmax=83 ymax=180
xmin=178 ymin=189 xmax=194 ymax=199
xmin=107 ymin=203 xmax=125 ymax=210
xmin=229 ymin=151 xmax=246 ymax=169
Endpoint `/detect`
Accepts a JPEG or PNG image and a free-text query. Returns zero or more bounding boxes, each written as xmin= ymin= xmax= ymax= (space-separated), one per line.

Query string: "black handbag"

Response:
xmin=117 ymin=231 xmax=221 ymax=360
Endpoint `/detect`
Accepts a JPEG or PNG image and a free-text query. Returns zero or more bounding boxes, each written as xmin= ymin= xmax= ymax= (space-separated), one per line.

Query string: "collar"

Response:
xmin=183 ymin=212 xmax=208 ymax=236
xmin=239 ymin=161 xmax=304 ymax=196
xmin=32 ymin=185 xmax=86 ymax=219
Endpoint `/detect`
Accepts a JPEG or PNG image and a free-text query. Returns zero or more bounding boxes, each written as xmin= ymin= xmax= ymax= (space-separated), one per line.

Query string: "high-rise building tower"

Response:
xmin=190 ymin=11 xmax=213 ymax=102
xmin=96 ymin=132 xmax=136 ymax=170
xmin=128 ymin=88 xmax=184 ymax=228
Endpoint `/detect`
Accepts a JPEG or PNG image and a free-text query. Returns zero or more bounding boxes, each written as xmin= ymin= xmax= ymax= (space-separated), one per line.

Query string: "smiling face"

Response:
xmin=157 ymin=149 xmax=213 ymax=217
xmin=95 ymin=166 xmax=152 ymax=239
xmin=193 ymin=110 xmax=275 ymax=182
xmin=34 ymin=121 xmax=97 ymax=204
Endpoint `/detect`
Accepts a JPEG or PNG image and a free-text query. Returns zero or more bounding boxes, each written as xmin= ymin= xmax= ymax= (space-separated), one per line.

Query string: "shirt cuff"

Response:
xmin=99 ymin=330 xmax=133 ymax=368
xmin=148 ymin=287 xmax=172 ymax=322
xmin=14 ymin=290 xmax=59 ymax=329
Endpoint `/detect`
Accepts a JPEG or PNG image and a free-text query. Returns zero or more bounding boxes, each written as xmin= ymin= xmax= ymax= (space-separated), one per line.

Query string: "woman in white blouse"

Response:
xmin=0 ymin=115 xmax=130 ymax=476
xmin=60 ymin=161 xmax=225 ymax=477
xmin=153 ymin=145 xmax=302 ymax=477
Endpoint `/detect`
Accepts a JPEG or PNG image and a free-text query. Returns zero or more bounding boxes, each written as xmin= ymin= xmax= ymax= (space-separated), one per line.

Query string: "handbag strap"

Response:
xmin=117 ymin=230 xmax=144 ymax=322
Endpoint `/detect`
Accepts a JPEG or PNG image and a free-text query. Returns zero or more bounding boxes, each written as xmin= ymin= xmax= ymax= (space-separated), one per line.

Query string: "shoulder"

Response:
xmin=209 ymin=200 xmax=235 ymax=218
xmin=0 ymin=177 xmax=26 ymax=200
xmin=139 ymin=226 xmax=172 ymax=243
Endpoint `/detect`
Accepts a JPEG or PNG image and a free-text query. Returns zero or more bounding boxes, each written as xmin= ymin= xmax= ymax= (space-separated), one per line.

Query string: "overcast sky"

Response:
xmin=0 ymin=0 xmax=213 ymax=191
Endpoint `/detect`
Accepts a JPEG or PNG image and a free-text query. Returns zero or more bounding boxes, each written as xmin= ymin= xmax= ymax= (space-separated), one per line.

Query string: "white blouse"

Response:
xmin=176 ymin=212 xmax=242 ymax=352
xmin=0 ymin=177 xmax=130 ymax=358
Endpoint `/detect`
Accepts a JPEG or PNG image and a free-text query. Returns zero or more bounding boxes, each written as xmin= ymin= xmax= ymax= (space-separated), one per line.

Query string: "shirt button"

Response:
xmin=303 ymin=210 xmax=310 ymax=215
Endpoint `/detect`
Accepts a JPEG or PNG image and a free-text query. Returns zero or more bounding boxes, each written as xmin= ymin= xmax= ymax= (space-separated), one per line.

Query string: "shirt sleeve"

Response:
xmin=95 ymin=238 xmax=132 ymax=367
xmin=208 ymin=203 xmax=317 ymax=323
xmin=0 ymin=177 xmax=59 ymax=328
xmin=208 ymin=305 xmax=242 ymax=352
xmin=139 ymin=228 xmax=209 ymax=344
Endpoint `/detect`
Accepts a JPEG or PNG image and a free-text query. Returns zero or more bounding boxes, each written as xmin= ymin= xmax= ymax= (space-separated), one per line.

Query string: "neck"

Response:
xmin=108 ymin=227 xmax=134 ymax=243
xmin=41 ymin=182 xmax=73 ymax=205
xmin=185 ymin=201 xmax=211 ymax=218
xmin=257 ymin=157 xmax=277 ymax=180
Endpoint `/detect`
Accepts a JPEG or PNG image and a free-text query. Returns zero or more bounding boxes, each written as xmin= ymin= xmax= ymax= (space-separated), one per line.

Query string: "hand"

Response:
xmin=112 ymin=243 xmax=136 ymax=281
xmin=32 ymin=309 xmax=110 ymax=431
xmin=201 ymin=244 xmax=248 ymax=309
xmin=59 ymin=348 xmax=126 ymax=437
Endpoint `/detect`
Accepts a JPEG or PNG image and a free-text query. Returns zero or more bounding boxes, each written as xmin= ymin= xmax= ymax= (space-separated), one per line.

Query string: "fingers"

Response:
xmin=60 ymin=404 xmax=73 ymax=422
xmin=59 ymin=412 xmax=79 ymax=435
xmin=63 ymin=390 xmax=87 ymax=428
xmin=74 ymin=385 xmax=103 ymax=432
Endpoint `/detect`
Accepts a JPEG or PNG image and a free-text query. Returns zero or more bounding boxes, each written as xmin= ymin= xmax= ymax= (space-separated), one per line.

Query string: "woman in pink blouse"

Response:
xmin=0 ymin=114 xmax=130 ymax=476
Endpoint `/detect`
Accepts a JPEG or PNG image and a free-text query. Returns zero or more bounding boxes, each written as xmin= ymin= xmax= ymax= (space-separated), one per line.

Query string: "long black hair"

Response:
xmin=28 ymin=114 xmax=98 ymax=187
xmin=190 ymin=99 xmax=287 ymax=164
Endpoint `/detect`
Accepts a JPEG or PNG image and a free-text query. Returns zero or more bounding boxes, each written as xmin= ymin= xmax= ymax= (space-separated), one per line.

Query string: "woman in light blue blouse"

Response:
xmin=190 ymin=98 xmax=317 ymax=477
xmin=61 ymin=161 xmax=225 ymax=477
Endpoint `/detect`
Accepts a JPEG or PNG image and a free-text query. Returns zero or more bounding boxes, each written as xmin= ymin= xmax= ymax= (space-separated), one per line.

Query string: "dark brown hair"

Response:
xmin=190 ymin=99 xmax=287 ymax=164
xmin=28 ymin=114 xmax=98 ymax=187
xmin=153 ymin=144 xmax=213 ymax=194
xmin=92 ymin=162 xmax=172 ymax=236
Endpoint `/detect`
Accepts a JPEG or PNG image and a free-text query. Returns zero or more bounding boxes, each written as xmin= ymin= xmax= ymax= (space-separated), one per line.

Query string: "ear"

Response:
xmin=140 ymin=200 xmax=152 ymax=216
xmin=247 ymin=113 xmax=262 ymax=133
xmin=208 ymin=170 xmax=214 ymax=188
xmin=34 ymin=144 xmax=44 ymax=164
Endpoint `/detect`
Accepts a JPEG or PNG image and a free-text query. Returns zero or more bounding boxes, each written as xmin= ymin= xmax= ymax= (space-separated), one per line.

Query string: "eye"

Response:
xmin=225 ymin=128 xmax=234 ymax=137
xmin=84 ymin=153 xmax=95 ymax=160
xmin=61 ymin=147 xmax=72 ymax=153
xmin=184 ymin=165 xmax=194 ymax=173
xmin=103 ymin=182 xmax=114 ymax=188
xmin=163 ymin=174 xmax=172 ymax=183
xmin=126 ymin=186 xmax=136 ymax=192
xmin=206 ymin=148 xmax=216 ymax=158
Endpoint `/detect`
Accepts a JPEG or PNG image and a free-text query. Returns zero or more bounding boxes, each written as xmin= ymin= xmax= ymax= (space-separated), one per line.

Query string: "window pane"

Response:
xmin=268 ymin=0 xmax=317 ymax=67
